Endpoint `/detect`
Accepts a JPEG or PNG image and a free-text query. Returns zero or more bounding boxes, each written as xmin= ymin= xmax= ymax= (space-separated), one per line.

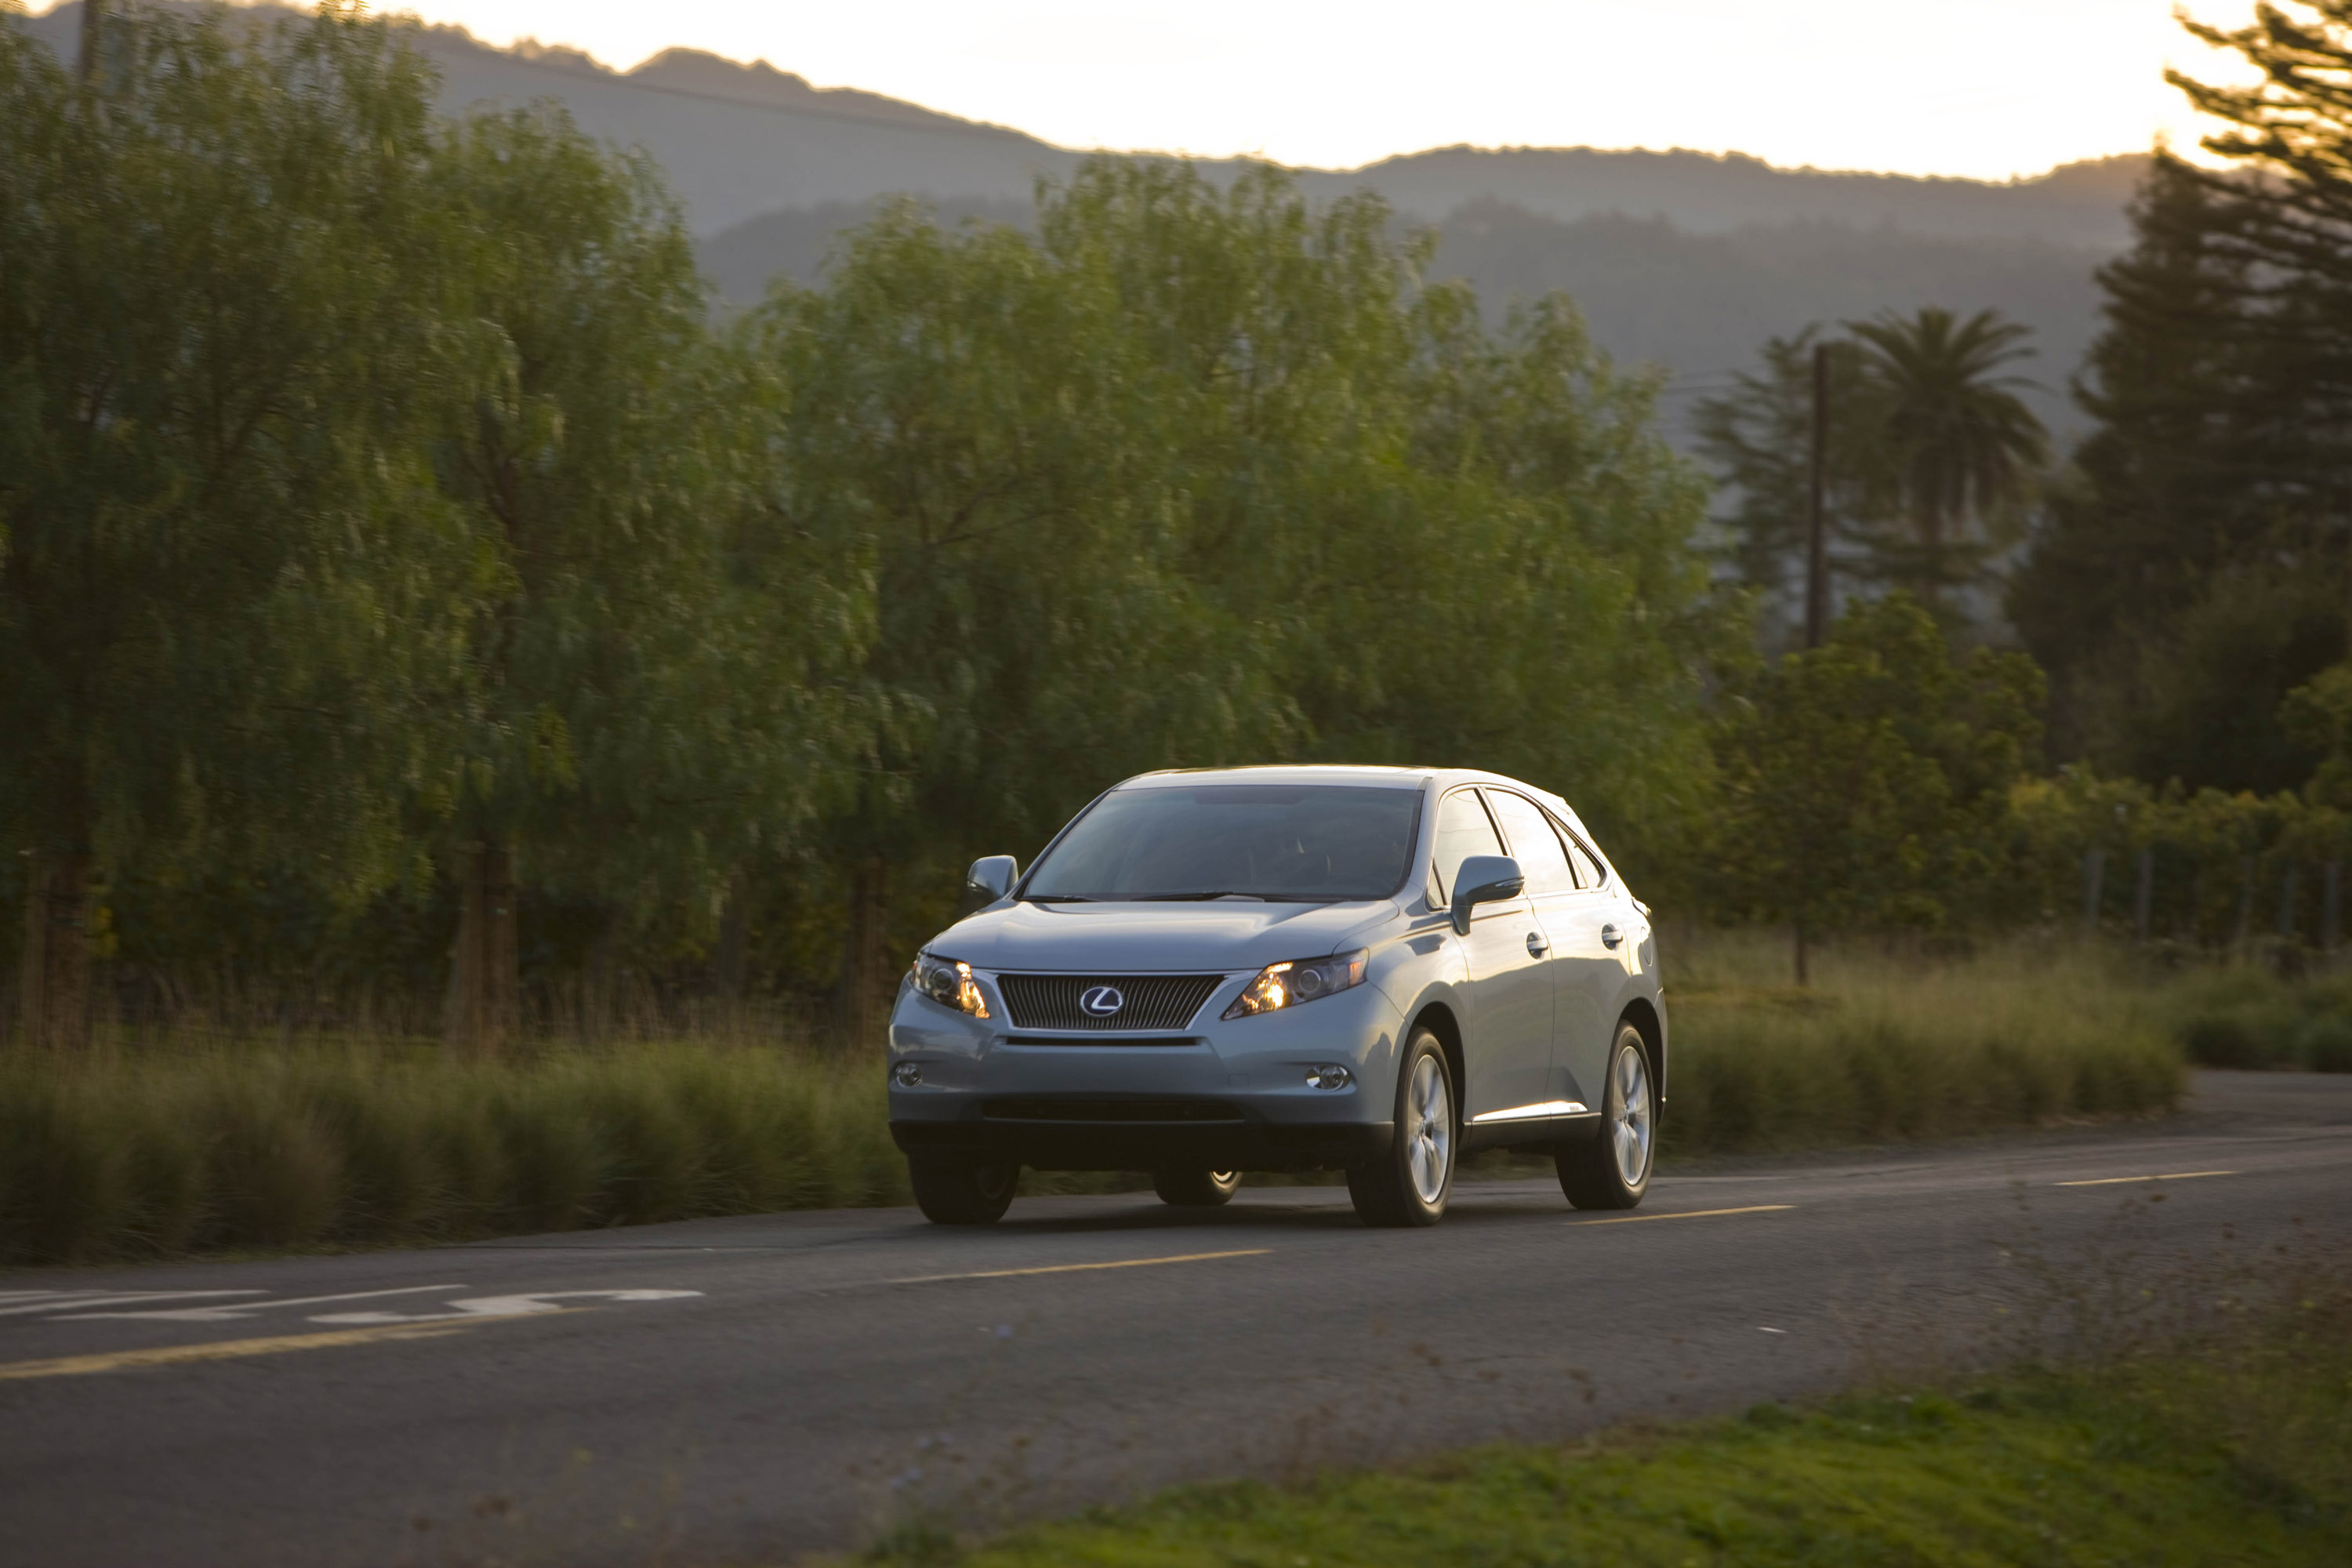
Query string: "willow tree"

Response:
xmin=753 ymin=160 xmax=1726 ymax=1036
xmin=746 ymin=184 xmax=1275 ymax=1039
xmin=425 ymin=107 xmax=877 ymax=1048
xmin=0 ymin=4 xmax=472 ymax=1044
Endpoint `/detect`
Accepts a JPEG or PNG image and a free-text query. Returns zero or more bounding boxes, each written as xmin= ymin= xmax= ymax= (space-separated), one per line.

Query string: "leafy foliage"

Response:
xmin=2015 ymin=6 xmax=2352 ymax=789
xmin=750 ymin=162 xmax=1724 ymax=1007
xmin=1695 ymin=308 xmax=2049 ymax=638
xmin=1707 ymin=595 xmax=2044 ymax=945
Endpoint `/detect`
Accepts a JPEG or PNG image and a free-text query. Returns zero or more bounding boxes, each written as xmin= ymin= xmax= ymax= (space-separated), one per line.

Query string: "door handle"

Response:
xmin=1526 ymin=931 xmax=1548 ymax=956
xmin=1600 ymin=923 xmax=1623 ymax=949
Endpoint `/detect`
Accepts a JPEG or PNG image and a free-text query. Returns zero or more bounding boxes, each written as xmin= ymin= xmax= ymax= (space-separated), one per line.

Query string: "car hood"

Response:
xmin=927 ymin=899 xmax=1402 ymax=973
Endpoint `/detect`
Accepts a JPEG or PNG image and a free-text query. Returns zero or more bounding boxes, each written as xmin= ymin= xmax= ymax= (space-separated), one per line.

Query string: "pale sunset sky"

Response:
xmin=38 ymin=0 xmax=2264 ymax=178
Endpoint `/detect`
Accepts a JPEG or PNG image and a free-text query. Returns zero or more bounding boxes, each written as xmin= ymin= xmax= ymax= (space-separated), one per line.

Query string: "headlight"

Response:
xmin=909 ymin=953 xmax=989 ymax=1019
xmin=1223 ymin=949 xmax=1369 ymax=1020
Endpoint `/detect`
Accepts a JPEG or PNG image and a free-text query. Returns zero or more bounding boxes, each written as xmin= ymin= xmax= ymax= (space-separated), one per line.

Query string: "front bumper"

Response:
xmin=890 ymin=1112 xmax=1394 ymax=1172
xmin=885 ymin=972 xmax=1403 ymax=1172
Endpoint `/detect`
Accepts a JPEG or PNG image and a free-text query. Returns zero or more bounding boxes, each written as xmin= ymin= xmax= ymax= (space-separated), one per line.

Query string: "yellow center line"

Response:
xmin=891 ymin=1248 xmax=1272 ymax=1284
xmin=1571 ymin=1204 xmax=1795 ymax=1227
xmin=2055 ymin=1171 xmax=2239 ymax=1187
xmin=0 ymin=1319 xmax=506 ymax=1383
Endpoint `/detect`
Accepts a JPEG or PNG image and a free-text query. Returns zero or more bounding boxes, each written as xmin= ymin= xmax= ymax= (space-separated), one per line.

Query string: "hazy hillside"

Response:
xmin=702 ymin=196 xmax=2105 ymax=439
xmin=30 ymin=3 xmax=2129 ymax=434
xmin=31 ymin=5 xmax=2140 ymax=241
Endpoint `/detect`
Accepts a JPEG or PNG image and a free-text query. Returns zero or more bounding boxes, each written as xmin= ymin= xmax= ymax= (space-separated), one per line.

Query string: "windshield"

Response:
xmin=1023 ymin=785 xmax=1422 ymax=902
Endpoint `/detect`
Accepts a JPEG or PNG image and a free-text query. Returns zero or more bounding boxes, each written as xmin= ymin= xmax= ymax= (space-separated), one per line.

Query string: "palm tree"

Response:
xmin=1848 ymin=307 xmax=2050 ymax=605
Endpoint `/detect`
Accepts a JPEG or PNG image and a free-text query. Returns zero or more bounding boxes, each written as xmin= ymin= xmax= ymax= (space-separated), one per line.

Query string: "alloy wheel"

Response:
xmin=1405 ymin=1051 xmax=1453 ymax=1204
xmin=1612 ymin=1044 xmax=1653 ymax=1187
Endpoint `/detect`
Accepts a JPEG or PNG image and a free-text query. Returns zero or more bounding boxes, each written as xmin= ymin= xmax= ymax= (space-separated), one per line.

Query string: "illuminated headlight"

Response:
xmin=908 ymin=953 xmax=989 ymax=1019
xmin=1223 ymin=949 xmax=1369 ymax=1020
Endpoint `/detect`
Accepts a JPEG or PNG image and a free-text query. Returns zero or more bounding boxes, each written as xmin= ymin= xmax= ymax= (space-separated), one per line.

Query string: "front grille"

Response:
xmin=1004 ymin=1036 xmax=1202 ymax=1048
xmin=982 ymin=1098 xmax=1244 ymax=1123
xmin=996 ymin=973 xmax=1225 ymax=1031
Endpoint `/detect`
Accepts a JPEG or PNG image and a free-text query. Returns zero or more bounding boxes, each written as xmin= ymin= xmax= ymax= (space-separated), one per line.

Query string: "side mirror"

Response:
xmin=963 ymin=855 xmax=1018 ymax=913
xmin=1449 ymin=854 xmax=1524 ymax=935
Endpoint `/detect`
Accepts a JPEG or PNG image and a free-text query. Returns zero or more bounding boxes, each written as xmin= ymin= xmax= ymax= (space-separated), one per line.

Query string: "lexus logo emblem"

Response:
xmin=1079 ymin=985 xmax=1126 ymax=1018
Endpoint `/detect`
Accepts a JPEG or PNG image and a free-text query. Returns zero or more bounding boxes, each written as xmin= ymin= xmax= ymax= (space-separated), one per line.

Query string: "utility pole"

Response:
xmin=80 ymin=0 xmax=103 ymax=83
xmin=1803 ymin=341 xmax=1830 ymax=648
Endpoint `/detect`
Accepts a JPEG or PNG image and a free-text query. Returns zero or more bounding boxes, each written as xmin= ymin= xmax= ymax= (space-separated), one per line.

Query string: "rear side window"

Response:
xmin=1483 ymin=790 xmax=1575 ymax=896
xmin=1553 ymin=816 xmax=1606 ymax=889
xmin=1429 ymin=789 xmax=1503 ymax=903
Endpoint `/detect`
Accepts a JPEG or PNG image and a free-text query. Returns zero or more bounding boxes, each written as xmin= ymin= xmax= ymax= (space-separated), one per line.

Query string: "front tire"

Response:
xmin=907 ymin=1151 xmax=1019 ymax=1225
xmin=1557 ymin=1022 xmax=1655 ymax=1210
xmin=1153 ymin=1168 xmax=1243 ymax=1207
xmin=1348 ymin=1029 xmax=1455 ymax=1227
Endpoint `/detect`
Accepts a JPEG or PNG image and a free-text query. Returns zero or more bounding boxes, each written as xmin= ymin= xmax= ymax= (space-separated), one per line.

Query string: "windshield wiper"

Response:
xmin=1024 ymin=895 xmax=1095 ymax=903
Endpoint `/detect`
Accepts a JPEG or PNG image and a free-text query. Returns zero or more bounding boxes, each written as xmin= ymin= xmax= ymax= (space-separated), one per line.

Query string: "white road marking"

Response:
xmin=0 ymin=1290 xmax=267 ymax=1319
xmin=1570 ymin=1204 xmax=1795 ymax=1227
xmin=2055 ymin=1171 xmax=2239 ymax=1187
xmin=57 ymin=1284 xmax=467 ymax=1322
xmin=311 ymin=1289 xmax=702 ymax=1324
xmin=890 ymin=1249 xmax=1272 ymax=1285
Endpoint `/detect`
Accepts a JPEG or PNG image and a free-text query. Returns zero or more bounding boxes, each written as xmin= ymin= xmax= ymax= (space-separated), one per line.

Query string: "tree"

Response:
xmin=1847 ymin=307 xmax=2049 ymax=609
xmin=750 ymin=160 xmax=1726 ymax=1036
xmin=423 ymin=105 xmax=876 ymax=1048
xmin=1708 ymin=595 xmax=2045 ymax=982
xmin=2007 ymin=5 xmax=2352 ymax=788
xmin=1692 ymin=327 xmax=1885 ymax=648
xmin=0 ymin=3 xmax=474 ymax=1044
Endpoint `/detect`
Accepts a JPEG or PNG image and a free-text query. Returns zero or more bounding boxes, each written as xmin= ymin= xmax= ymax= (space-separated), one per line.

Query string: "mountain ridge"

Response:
xmin=27 ymin=3 xmax=2144 ymax=246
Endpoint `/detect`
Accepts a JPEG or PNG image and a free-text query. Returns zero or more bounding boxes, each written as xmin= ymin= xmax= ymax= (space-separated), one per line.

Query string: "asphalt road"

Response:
xmin=3 ymin=1070 xmax=2348 ymax=1568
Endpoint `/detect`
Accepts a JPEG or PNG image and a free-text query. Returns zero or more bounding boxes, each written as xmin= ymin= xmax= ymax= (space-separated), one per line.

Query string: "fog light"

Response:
xmin=1305 ymin=1064 xmax=1351 ymax=1090
xmin=893 ymin=1062 xmax=922 ymax=1087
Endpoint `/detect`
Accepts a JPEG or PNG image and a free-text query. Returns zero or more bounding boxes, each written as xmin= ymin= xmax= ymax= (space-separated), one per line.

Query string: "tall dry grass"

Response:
xmin=1657 ymin=932 xmax=2185 ymax=1156
xmin=0 ymin=937 xmax=2198 ymax=1266
xmin=0 ymin=1038 xmax=908 ymax=1265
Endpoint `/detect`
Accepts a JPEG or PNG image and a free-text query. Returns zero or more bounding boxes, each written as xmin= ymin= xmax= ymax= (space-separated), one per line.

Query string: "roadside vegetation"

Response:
xmin=855 ymin=1244 xmax=2352 ymax=1567
xmin=20 ymin=3 xmax=2352 ymax=1058
xmin=1658 ymin=937 xmax=2183 ymax=1157
xmin=4 ymin=4 xmax=2351 ymax=1269
xmin=1 ymin=939 xmax=2190 ymax=1266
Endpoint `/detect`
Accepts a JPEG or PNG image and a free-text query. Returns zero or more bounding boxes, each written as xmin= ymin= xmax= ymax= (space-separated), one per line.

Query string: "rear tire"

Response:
xmin=1347 ymin=1029 xmax=1455 ymax=1228
xmin=907 ymin=1151 xmax=1019 ymax=1225
xmin=1153 ymin=1168 xmax=1243 ymax=1207
xmin=1557 ymin=1022 xmax=1654 ymax=1211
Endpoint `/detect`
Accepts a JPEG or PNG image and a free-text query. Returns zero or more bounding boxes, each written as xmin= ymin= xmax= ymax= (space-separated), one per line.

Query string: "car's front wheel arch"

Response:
xmin=1408 ymin=1003 xmax=1465 ymax=1123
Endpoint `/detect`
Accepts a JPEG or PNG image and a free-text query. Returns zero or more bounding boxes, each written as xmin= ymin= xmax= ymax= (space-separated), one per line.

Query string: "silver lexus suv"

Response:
xmin=887 ymin=765 xmax=1664 ymax=1227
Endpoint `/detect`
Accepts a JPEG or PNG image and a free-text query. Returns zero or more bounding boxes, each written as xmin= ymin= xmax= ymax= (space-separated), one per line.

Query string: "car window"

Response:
xmin=1022 ymin=785 xmax=1421 ymax=901
xmin=1429 ymin=789 xmax=1504 ymax=904
xmin=1553 ymin=816 xmax=1606 ymax=889
xmin=1484 ymin=790 xmax=1576 ymax=896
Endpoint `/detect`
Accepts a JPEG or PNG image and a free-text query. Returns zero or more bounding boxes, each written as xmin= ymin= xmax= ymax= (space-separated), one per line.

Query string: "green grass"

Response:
xmin=2154 ymin=965 xmax=2352 ymax=1072
xmin=2 ymin=941 xmax=2194 ymax=1266
xmin=862 ymin=1265 xmax=2352 ymax=1568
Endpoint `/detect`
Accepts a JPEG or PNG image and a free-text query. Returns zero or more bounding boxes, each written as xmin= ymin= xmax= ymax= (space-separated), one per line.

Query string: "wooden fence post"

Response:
xmin=2132 ymin=848 xmax=2154 ymax=946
